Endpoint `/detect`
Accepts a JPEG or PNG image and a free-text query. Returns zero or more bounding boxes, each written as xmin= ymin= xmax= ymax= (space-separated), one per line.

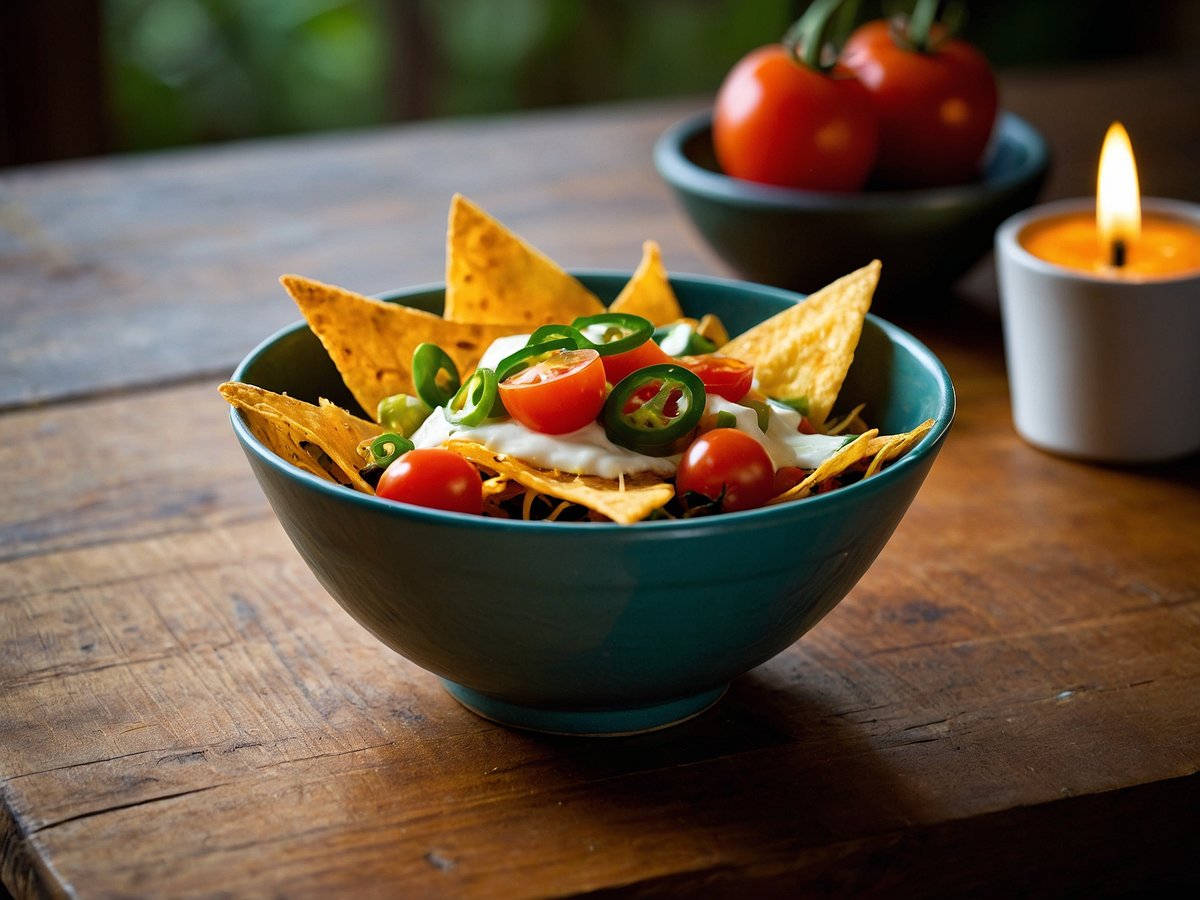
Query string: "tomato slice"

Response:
xmin=498 ymin=348 xmax=607 ymax=434
xmin=601 ymin=338 xmax=674 ymax=386
xmin=677 ymin=355 xmax=754 ymax=403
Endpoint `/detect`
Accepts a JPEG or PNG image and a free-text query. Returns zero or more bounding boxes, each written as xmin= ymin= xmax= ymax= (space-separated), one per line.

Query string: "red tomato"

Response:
xmin=713 ymin=44 xmax=878 ymax=191
xmin=840 ymin=19 xmax=997 ymax=187
xmin=498 ymin=348 xmax=607 ymax=434
xmin=676 ymin=355 xmax=754 ymax=403
xmin=774 ymin=465 xmax=808 ymax=495
xmin=601 ymin=338 xmax=673 ymax=386
xmin=376 ymin=448 xmax=482 ymax=515
xmin=676 ymin=428 xmax=776 ymax=513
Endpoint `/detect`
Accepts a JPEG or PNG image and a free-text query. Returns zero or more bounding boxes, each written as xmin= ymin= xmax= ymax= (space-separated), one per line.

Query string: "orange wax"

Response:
xmin=1019 ymin=210 xmax=1200 ymax=278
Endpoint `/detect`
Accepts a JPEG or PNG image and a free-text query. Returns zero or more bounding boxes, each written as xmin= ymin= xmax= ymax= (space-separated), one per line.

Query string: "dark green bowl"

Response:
xmin=655 ymin=110 xmax=1049 ymax=306
xmin=229 ymin=272 xmax=955 ymax=735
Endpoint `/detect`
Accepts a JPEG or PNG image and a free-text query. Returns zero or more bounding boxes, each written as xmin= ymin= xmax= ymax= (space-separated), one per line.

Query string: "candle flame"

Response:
xmin=1096 ymin=121 xmax=1141 ymax=257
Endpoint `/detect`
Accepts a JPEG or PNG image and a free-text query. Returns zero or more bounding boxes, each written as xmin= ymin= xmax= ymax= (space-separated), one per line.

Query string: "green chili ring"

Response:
xmin=444 ymin=367 xmax=499 ymax=427
xmin=494 ymin=337 xmax=578 ymax=383
xmin=412 ymin=342 xmax=461 ymax=410
xmin=571 ymin=312 xmax=654 ymax=357
xmin=603 ymin=363 xmax=707 ymax=457
xmin=370 ymin=432 xmax=414 ymax=468
xmin=527 ymin=323 xmax=588 ymax=349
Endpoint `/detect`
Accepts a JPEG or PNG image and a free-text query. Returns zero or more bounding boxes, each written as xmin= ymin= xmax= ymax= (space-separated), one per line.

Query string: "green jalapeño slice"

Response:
xmin=603 ymin=364 xmax=707 ymax=456
xmin=412 ymin=342 xmax=461 ymax=410
xmin=444 ymin=367 xmax=499 ymax=426
xmin=494 ymin=337 xmax=579 ymax=383
xmin=571 ymin=312 xmax=653 ymax=357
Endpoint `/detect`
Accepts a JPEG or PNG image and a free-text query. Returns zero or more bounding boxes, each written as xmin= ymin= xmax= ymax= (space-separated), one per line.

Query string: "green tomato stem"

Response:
xmin=900 ymin=0 xmax=966 ymax=54
xmin=783 ymin=0 xmax=858 ymax=72
xmin=907 ymin=0 xmax=940 ymax=53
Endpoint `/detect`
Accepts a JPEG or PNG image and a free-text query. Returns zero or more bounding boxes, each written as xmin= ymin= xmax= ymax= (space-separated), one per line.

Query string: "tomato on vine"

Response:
xmin=712 ymin=0 xmax=878 ymax=192
xmin=840 ymin=0 xmax=998 ymax=187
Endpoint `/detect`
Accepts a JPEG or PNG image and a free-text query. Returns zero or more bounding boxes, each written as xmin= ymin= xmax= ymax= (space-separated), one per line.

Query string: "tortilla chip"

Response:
xmin=446 ymin=440 xmax=673 ymax=525
xmin=721 ymin=260 xmax=881 ymax=429
xmin=768 ymin=430 xmax=880 ymax=505
xmin=280 ymin=274 xmax=518 ymax=420
xmin=862 ymin=419 xmax=935 ymax=466
xmin=443 ymin=193 xmax=605 ymax=326
xmin=236 ymin=405 xmax=337 ymax=483
xmin=220 ymin=382 xmax=381 ymax=493
xmin=608 ymin=240 xmax=685 ymax=326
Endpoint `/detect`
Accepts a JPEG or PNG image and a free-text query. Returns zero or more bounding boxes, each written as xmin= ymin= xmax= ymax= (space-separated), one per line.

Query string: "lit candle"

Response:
xmin=994 ymin=123 xmax=1200 ymax=464
xmin=1017 ymin=122 xmax=1200 ymax=278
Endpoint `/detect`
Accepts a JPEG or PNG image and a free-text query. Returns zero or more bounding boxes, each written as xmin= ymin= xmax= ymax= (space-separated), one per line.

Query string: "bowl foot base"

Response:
xmin=440 ymin=681 xmax=728 ymax=736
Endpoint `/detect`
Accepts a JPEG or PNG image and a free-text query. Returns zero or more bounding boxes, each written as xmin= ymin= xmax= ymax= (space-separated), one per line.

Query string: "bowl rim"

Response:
xmin=654 ymin=108 xmax=1049 ymax=212
xmin=229 ymin=269 xmax=956 ymax=533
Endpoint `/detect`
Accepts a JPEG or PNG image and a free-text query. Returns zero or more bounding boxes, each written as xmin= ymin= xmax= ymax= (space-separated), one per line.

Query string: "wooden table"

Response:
xmin=3 ymin=61 xmax=1198 ymax=898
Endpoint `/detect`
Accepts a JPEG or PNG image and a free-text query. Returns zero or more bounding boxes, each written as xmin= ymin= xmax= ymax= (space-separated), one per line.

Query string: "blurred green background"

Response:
xmin=2 ymin=0 xmax=1197 ymax=164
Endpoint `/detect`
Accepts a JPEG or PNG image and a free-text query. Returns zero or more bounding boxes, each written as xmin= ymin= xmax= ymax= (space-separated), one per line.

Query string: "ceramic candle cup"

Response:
xmin=995 ymin=197 xmax=1200 ymax=464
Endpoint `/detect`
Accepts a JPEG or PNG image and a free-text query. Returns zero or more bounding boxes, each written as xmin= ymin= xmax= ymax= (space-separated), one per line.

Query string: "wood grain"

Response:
xmin=3 ymin=60 xmax=1199 ymax=898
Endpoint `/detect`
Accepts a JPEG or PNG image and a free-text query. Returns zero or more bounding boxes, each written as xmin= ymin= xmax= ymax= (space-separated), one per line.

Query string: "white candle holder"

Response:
xmin=995 ymin=197 xmax=1200 ymax=464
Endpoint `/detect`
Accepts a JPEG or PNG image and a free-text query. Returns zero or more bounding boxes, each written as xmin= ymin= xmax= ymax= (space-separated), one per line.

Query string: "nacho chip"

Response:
xmin=608 ymin=240 xmax=685 ymax=326
xmin=446 ymin=440 xmax=673 ymax=525
xmin=280 ymin=274 xmax=517 ymax=420
xmin=443 ymin=193 xmax=605 ymax=325
xmin=220 ymin=382 xmax=381 ymax=493
xmin=768 ymin=430 xmax=879 ymax=505
xmin=862 ymin=419 xmax=935 ymax=468
xmin=236 ymin=404 xmax=337 ymax=483
xmin=721 ymin=260 xmax=881 ymax=429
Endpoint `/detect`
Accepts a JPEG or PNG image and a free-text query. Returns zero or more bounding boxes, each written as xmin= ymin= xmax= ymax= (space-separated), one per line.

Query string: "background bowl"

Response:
xmin=655 ymin=110 xmax=1049 ymax=307
xmin=230 ymin=272 xmax=955 ymax=735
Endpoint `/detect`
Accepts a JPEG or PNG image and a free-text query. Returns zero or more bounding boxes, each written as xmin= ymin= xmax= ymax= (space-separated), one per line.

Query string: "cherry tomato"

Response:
xmin=676 ymin=428 xmax=776 ymax=513
xmin=498 ymin=348 xmax=607 ymax=434
xmin=713 ymin=43 xmax=878 ymax=191
xmin=840 ymin=15 xmax=998 ymax=187
xmin=600 ymin=338 xmax=674 ymax=386
xmin=774 ymin=465 xmax=808 ymax=495
xmin=676 ymin=355 xmax=754 ymax=403
xmin=376 ymin=448 xmax=482 ymax=515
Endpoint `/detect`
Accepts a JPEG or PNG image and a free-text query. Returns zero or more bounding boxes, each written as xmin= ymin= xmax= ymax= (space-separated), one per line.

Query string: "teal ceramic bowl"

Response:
xmin=229 ymin=272 xmax=955 ymax=735
xmin=655 ymin=110 xmax=1049 ymax=306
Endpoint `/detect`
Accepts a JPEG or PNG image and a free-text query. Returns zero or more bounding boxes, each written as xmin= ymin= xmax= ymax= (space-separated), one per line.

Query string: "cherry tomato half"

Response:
xmin=677 ymin=355 xmax=754 ymax=403
xmin=376 ymin=448 xmax=483 ymax=515
xmin=840 ymin=18 xmax=997 ymax=187
xmin=676 ymin=428 xmax=776 ymax=513
xmin=600 ymin=338 xmax=674 ymax=386
xmin=498 ymin=348 xmax=607 ymax=435
xmin=713 ymin=44 xmax=878 ymax=191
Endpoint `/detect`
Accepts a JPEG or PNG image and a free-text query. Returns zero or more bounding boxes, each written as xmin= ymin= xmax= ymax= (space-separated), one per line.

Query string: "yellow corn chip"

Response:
xmin=446 ymin=440 xmax=674 ymax=525
xmin=768 ymin=430 xmax=879 ymax=505
xmin=220 ymin=382 xmax=381 ymax=493
xmin=280 ymin=274 xmax=518 ymax=420
xmin=721 ymin=260 xmax=881 ymax=429
xmin=608 ymin=240 xmax=685 ymax=326
xmin=443 ymin=193 xmax=605 ymax=325
xmin=862 ymin=419 xmax=934 ymax=465
xmin=236 ymin=405 xmax=337 ymax=484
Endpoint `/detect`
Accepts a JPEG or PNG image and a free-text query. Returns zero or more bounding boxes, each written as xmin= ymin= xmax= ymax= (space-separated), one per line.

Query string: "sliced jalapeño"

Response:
xmin=571 ymin=312 xmax=654 ymax=357
xmin=444 ymin=367 xmax=499 ymax=426
xmin=603 ymin=363 xmax=706 ymax=457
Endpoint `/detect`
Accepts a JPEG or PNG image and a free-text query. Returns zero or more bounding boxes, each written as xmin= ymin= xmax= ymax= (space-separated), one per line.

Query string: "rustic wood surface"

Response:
xmin=2 ymin=61 xmax=1198 ymax=898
